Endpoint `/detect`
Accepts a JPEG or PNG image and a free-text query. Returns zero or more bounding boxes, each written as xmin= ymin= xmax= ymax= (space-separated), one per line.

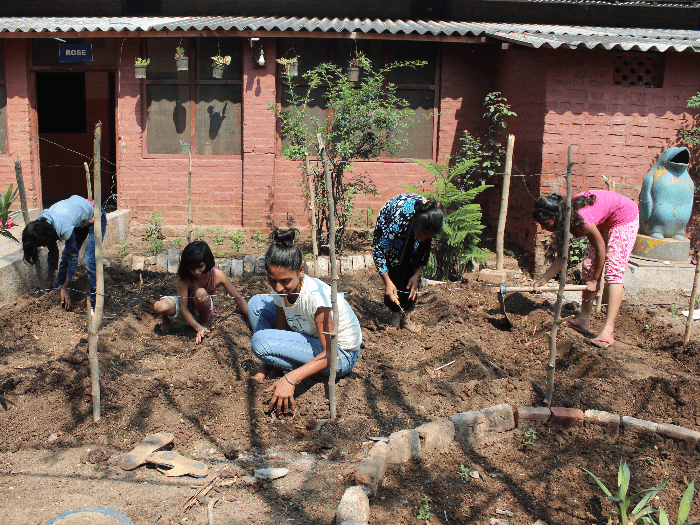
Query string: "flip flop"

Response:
xmin=120 ymin=432 xmax=174 ymax=471
xmin=589 ymin=337 xmax=614 ymax=349
xmin=146 ymin=450 xmax=209 ymax=478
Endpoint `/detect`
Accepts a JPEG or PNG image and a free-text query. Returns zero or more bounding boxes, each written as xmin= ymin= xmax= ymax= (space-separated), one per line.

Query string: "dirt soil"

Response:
xmin=1 ymin=232 xmax=699 ymax=525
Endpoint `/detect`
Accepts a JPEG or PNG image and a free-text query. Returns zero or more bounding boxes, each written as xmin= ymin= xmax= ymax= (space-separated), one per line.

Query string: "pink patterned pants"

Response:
xmin=581 ymin=217 xmax=639 ymax=285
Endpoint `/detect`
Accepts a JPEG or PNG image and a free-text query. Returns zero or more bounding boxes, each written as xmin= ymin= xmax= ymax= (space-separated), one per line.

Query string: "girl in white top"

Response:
xmin=248 ymin=229 xmax=362 ymax=414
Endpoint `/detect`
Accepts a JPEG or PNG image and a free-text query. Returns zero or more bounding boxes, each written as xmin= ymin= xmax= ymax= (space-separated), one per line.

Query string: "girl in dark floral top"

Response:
xmin=372 ymin=193 xmax=444 ymax=332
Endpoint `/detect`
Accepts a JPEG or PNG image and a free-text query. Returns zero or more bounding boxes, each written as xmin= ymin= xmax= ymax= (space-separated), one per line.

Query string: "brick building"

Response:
xmin=0 ymin=1 xmax=699 ymax=269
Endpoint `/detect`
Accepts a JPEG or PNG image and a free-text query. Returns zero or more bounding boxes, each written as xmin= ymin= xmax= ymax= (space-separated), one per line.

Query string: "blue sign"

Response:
xmin=59 ymin=44 xmax=93 ymax=62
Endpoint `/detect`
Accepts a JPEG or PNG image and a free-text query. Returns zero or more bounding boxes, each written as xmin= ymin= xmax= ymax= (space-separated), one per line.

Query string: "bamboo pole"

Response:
xmin=84 ymin=162 xmax=93 ymax=200
xmin=13 ymin=155 xmax=31 ymax=226
xmin=496 ymin=135 xmax=515 ymax=271
xmin=684 ymin=248 xmax=700 ymax=345
xmin=317 ymin=134 xmax=339 ymax=420
xmin=187 ymin=148 xmax=193 ymax=243
xmin=88 ymin=122 xmax=104 ymax=422
xmin=544 ymin=146 xmax=574 ymax=407
xmin=304 ymin=155 xmax=319 ymax=277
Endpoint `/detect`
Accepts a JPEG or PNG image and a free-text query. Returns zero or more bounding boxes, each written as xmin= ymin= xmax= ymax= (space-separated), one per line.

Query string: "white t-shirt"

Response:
xmin=271 ymin=275 xmax=362 ymax=351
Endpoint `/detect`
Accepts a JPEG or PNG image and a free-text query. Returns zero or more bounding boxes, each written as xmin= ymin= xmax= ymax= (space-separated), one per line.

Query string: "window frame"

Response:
xmin=275 ymin=37 xmax=439 ymax=162
xmin=141 ymin=37 xmax=243 ymax=159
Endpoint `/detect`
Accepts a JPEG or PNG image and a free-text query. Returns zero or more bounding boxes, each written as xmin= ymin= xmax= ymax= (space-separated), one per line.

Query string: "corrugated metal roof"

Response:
xmin=1 ymin=17 xmax=699 ymax=52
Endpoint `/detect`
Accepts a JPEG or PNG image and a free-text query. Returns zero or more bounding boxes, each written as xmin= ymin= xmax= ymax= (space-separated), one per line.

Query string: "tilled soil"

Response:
xmin=0 ymin=245 xmax=698 ymax=525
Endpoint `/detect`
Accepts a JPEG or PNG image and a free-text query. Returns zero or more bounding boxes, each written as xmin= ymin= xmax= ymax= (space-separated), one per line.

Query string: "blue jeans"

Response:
xmin=247 ymin=294 xmax=359 ymax=377
xmin=53 ymin=211 xmax=107 ymax=307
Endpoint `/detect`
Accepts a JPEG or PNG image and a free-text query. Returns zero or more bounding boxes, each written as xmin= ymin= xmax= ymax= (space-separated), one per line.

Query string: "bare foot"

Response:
xmin=159 ymin=316 xmax=172 ymax=332
xmin=252 ymin=363 xmax=273 ymax=383
xmin=561 ymin=316 xmax=589 ymax=333
xmin=400 ymin=318 xmax=423 ymax=333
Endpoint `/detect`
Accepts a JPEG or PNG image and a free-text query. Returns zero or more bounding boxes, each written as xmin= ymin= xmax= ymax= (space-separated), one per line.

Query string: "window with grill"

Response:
xmin=613 ymin=53 xmax=664 ymax=88
xmin=144 ymin=37 xmax=242 ymax=155
xmin=277 ymin=38 xmax=436 ymax=160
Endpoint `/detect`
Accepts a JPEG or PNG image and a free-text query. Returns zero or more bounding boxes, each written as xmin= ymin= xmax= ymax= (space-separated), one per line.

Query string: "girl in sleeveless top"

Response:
xmin=154 ymin=241 xmax=248 ymax=344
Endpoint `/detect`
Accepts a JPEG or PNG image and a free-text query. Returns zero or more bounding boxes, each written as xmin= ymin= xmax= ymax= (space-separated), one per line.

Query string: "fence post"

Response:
xmin=684 ymin=248 xmax=700 ymax=345
xmin=187 ymin=148 xmax=193 ymax=243
xmin=544 ymin=146 xmax=574 ymax=407
xmin=305 ymin=155 xmax=319 ymax=277
xmin=13 ymin=155 xmax=31 ymax=226
xmin=496 ymin=135 xmax=515 ymax=271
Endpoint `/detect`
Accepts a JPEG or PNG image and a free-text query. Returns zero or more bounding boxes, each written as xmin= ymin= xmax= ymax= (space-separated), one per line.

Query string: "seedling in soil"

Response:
xmin=175 ymin=237 xmax=183 ymax=249
xmin=194 ymin=229 xmax=205 ymax=241
xmin=145 ymin=213 xmax=165 ymax=255
xmin=523 ymin=427 xmax=538 ymax=446
xmin=414 ymin=495 xmax=431 ymax=520
xmin=230 ymin=231 xmax=246 ymax=252
xmin=458 ymin=463 xmax=470 ymax=482
xmin=212 ymin=226 xmax=225 ymax=245
xmin=253 ymin=230 xmax=266 ymax=248
xmin=118 ymin=241 xmax=130 ymax=258
xmin=580 ymin=460 xmax=670 ymax=525
xmin=670 ymin=304 xmax=680 ymax=318
xmin=643 ymin=456 xmax=655 ymax=467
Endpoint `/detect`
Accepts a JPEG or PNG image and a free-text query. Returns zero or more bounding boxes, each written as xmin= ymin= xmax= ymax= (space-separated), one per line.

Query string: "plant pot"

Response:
xmin=286 ymin=62 xmax=299 ymax=77
xmin=175 ymin=56 xmax=189 ymax=71
xmin=347 ymin=67 xmax=360 ymax=82
xmin=134 ymin=64 xmax=147 ymax=79
xmin=212 ymin=65 xmax=225 ymax=79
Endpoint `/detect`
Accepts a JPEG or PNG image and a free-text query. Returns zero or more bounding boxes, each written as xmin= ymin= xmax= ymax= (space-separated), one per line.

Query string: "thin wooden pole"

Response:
xmin=88 ymin=122 xmax=104 ymax=422
xmin=187 ymin=148 xmax=192 ymax=243
xmin=544 ymin=146 xmax=574 ymax=407
xmin=13 ymin=155 xmax=31 ymax=226
xmin=304 ymin=155 xmax=319 ymax=277
xmin=595 ymin=267 xmax=605 ymax=315
xmin=317 ymin=134 xmax=338 ymax=420
xmin=684 ymin=248 xmax=700 ymax=345
xmin=496 ymin=135 xmax=515 ymax=271
xmin=84 ymin=162 xmax=93 ymax=200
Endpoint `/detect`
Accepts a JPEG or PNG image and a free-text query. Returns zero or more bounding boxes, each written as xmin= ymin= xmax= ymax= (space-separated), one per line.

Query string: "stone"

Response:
xmin=515 ymin=407 xmax=551 ymax=428
xmin=584 ymin=410 xmax=620 ymax=440
xmin=477 ymin=269 xmax=508 ymax=284
xmin=243 ymin=255 xmax=256 ymax=277
xmin=340 ymin=256 xmax=353 ymax=274
xmin=364 ymin=254 xmax=374 ymax=270
xmin=167 ymin=249 xmax=181 ymax=274
xmin=131 ymin=255 xmax=145 ymax=271
xmin=657 ymin=423 xmax=700 ymax=450
xmin=336 ymin=485 xmax=370 ymax=525
xmin=621 ymin=416 xmax=658 ymax=436
xmin=480 ymin=404 xmax=515 ymax=433
xmin=231 ymin=259 xmax=244 ymax=278
xmin=217 ymin=258 xmax=231 ymax=277
xmin=549 ymin=407 xmax=584 ymax=428
xmin=416 ymin=419 xmax=456 ymax=455
xmin=156 ymin=252 xmax=168 ymax=273
xmin=449 ymin=411 xmax=487 ymax=448
xmin=254 ymin=468 xmax=289 ymax=480
xmin=355 ymin=441 xmax=389 ymax=496
xmin=351 ymin=255 xmax=365 ymax=272
xmin=47 ymin=433 xmax=58 ymax=443
xmin=254 ymin=255 xmax=266 ymax=275
xmin=121 ymin=254 xmax=133 ymax=270
xmin=317 ymin=256 xmax=330 ymax=277
xmin=144 ymin=256 xmax=157 ymax=265
xmin=387 ymin=429 xmax=420 ymax=464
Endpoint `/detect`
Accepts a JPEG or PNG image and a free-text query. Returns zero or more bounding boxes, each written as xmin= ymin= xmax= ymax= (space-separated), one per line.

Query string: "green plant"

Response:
xmin=277 ymin=56 xmax=298 ymax=65
xmin=231 ymin=231 xmax=246 ymax=252
xmin=0 ymin=184 xmax=19 ymax=242
xmin=655 ymin=480 xmax=697 ymax=525
xmin=569 ymin=237 xmax=589 ymax=268
xmin=175 ymin=237 xmax=184 ymax=249
xmin=212 ymin=226 xmax=225 ymax=246
xmin=134 ymin=57 xmax=150 ymax=66
xmin=252 ymin=231 xmax=266 ymax=248
xmin=194 ymin=229 xmax=205 ymax=241
xmin=145 ymin=212 xmax=165 ymax=255
xmin=118 ymin=241 xmax=130 ymax=258
xmin=643 ymin=456 xmax=655 ymax=467
xmin=348 ymin=50 xmax=366 ymax=69
xmin=523 ymin=427 xmax=538 ymax=446
xmin=581 ymin=460 xmax=671 ymax=525
xmin=670 ymin=304 xmax=680 ymax=318
xmin=212 ymin=55 xmax=231 ymax=67
xmin=414 ymin=495 xmax=431 ymax=521
xmin=271 ymin=55 xmax=426 ymax=250
xmin=458 ymin=464 xmax=470 ymax=482
xmin=401 ymin=156 xmax=490 ymax=280
xmin=305 ymin=252 xmax=314 ymax=259
xmin=175 ymin=46 xmax=185 ymax=58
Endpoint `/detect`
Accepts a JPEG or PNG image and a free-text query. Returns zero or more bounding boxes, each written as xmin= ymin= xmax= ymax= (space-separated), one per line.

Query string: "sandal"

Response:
xmin=589 ymin=337 xmax=614 ymax=349
xmin=146 ymin=450 xmax=209 ymax=478
xmin=120 ymin=432 xmax=174 ymax=471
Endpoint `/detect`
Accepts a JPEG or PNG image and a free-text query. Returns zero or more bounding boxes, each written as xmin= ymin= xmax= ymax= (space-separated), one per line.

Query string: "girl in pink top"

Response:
xmin=532 ymin=190 xmax=639 ymax=348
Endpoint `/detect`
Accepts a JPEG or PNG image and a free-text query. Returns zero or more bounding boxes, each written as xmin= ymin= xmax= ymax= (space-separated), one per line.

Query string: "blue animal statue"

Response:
xmin=639 ymin=147 xmax=694 ymax=240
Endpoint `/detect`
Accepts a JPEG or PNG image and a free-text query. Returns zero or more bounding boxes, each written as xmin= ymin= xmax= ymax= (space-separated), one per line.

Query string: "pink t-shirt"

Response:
xmin=575 ymin=190 xmax=639 ymax=231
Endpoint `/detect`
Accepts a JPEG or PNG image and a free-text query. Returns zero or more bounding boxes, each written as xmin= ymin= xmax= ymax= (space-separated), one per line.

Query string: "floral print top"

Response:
xmin=372 ymin=193 xmax=434 ymax=275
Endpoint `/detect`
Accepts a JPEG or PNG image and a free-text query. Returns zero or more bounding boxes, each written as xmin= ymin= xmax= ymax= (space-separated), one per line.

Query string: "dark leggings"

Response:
xmin=383 ymin=261 xmax=419 ymax=313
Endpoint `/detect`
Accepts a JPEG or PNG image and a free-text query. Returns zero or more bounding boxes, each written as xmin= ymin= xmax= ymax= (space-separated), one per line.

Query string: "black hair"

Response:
xmin=532 ymin=193 xmax=596 ymax=251
xmin=413 ymin=198 xmax=444 ymax=237
xmin=177 ymin=241 xmax=215 ymax=280
xmin=265 ymin=228 xmax=303 ymax=272
xmin=22 ymin=218 xmax=59 ymax=265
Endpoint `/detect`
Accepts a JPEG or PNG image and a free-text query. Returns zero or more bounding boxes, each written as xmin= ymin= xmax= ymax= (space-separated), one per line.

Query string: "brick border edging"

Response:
xmin=335 ymin=404 xmax=700 ymax=525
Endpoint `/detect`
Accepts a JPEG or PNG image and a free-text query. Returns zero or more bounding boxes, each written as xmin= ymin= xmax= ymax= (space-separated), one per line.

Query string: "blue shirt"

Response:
xmin=38 ymin=196 xmax=94 ymax=241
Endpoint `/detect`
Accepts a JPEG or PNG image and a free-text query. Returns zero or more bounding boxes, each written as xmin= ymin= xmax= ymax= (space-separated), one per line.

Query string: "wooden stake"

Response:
xmin=88 ymin=121 xmax=104 ymax=422
xmin=544 ymin=145 xmax=574 ymax=407
xmin=13 ymin=155 xmax=31 ymax=226
xmin=84 ymin=162 xmax=93 ymax=200
xmin=304 ymin=155 xmax=319 ymax=277
xmin=317 ymin=133 xmax=339 ymax=420
xmin=188 ymin=148 xmax=193 ymax=244
xmin=684 ymin=249 xmax=700 ymax=345
xmin=496 ymin=135 xmax=515 ymax=271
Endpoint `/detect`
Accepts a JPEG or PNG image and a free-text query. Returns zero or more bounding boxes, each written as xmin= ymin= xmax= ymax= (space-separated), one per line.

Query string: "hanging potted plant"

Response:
xmin=134 ymin=57 xmax=150 ymax=79
xmin=347 ymin=51 xmax=365 ymax=82
xmin=277 ymin=56 xmax=299 ymax=78
xmin=211 ymin=55 xmax=231 ymax=79
xmin=175 ymin=46 xmax=188 ymax=71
